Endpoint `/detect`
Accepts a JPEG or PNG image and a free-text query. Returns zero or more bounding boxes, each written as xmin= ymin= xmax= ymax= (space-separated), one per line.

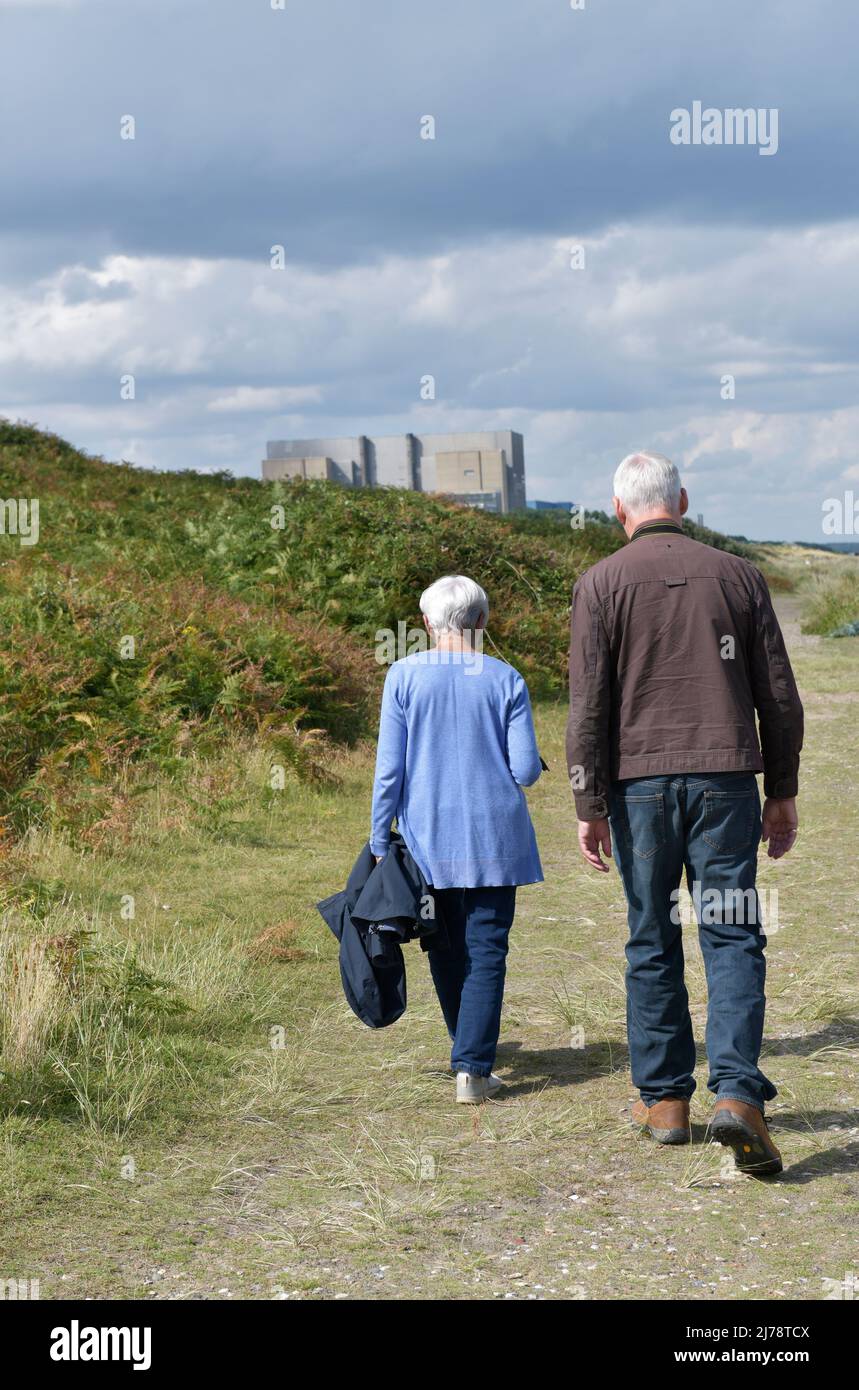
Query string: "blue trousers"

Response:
xmin=610 ymin=772 xmax=776 ymax=1112
xmin=427 ymin=885 xmax=516 ymax=1077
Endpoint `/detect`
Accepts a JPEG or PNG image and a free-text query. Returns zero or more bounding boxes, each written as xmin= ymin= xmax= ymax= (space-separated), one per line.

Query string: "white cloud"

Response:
xmin=3 ymin=220 xmax=859 ymax=538
xmin=207 ymin=386 xmax=323 ymax=414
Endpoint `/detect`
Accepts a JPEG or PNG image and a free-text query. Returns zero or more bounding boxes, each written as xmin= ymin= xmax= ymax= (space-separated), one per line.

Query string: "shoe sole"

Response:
xmin=708 ymin=1112 xmax=783 ymax=1176
xmin=642 ymin=1123 xmax=690 ymax=1145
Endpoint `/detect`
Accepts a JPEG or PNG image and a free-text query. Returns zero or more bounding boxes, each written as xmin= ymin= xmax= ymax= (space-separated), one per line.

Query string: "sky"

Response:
xmin=1 ymin=0 xmax=858 ymax=540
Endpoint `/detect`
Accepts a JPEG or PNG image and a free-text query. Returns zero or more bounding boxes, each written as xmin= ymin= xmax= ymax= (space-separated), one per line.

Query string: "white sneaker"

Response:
xmin=456 ymin=1072 xmax=503 ymax=1104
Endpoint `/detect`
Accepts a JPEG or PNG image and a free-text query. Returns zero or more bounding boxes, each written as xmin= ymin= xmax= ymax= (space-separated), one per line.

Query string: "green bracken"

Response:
xmin=0 ymin=420 xmax=772 ymax=838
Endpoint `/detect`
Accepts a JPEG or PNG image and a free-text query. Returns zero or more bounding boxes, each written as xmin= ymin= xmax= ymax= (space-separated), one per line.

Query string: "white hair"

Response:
xmin=613 ymin=451 xmax=681 ymax=517
xmin=419 ymin=574 xmax=489 ymax=635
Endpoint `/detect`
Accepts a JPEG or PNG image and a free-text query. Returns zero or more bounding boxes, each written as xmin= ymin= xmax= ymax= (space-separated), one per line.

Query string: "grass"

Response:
xmin=0 ymin=564 xmax=856 ymax=1300
xmin=801 ymin=566 xmax=859 ymax=635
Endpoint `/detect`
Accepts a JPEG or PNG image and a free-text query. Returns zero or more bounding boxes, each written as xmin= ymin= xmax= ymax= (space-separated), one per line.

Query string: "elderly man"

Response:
xmin=567 ymin=453 xmax=803 ymax=1175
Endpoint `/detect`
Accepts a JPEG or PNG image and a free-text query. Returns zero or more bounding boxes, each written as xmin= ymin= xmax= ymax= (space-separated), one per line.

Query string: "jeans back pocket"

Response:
xmin=702 ymin=788 xmax=758 ymax=852
xmin=613 ymin=792 xmax=666 ymax=860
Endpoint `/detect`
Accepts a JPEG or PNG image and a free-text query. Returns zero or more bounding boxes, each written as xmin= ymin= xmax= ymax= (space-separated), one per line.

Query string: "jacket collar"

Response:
xmin=629 ymin=519 xmax=685 ymax=541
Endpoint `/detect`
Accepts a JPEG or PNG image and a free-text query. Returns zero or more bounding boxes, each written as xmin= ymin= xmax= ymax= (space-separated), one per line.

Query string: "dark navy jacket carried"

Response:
xmin=316 ymin=833 xmax=443 ymax=1029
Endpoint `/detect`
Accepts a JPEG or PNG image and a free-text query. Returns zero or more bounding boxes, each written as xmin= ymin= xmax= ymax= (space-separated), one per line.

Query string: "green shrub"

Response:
xmin=802 ymin=567 xmax=859 ymax=635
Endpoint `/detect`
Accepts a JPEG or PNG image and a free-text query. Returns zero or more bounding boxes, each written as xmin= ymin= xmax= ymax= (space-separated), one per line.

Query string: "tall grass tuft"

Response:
xmin=801 ymin=567 xmax=859 ymax=635
xmin=0 ymin=926 xmax=195 ymax=1137
xmin=0 ymin=935 xmax=63 ymax=1068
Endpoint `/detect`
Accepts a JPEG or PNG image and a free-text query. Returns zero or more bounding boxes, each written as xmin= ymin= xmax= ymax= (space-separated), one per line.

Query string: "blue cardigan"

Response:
xmin=370 ymin=650 xmax=544 ymax=889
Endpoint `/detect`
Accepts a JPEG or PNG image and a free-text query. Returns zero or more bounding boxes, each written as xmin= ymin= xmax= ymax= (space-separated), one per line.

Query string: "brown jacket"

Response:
xmin=566 ymin=521 xmax=804 ymax=819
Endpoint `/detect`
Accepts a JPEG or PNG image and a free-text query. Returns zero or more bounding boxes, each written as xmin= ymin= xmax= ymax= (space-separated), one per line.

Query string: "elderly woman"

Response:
xmin=370 ymin=574 xmax=543 ymax=1103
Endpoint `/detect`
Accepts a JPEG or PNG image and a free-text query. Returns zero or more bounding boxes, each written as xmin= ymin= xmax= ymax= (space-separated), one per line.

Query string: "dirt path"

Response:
xmin=775 ymin=594 xmax=823 ymax=652
xmin=163 ymin=596 xmax=859 ymax=1300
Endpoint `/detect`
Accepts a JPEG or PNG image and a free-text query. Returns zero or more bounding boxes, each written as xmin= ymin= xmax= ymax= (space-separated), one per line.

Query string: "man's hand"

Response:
xmin=761 ymin=797 xmax=798 ymax=859
xmin=577 ymin=817 xmax=612 ymax=873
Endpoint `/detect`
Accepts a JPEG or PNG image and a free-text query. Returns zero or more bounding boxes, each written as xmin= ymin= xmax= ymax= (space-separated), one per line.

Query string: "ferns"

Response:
xmin=0 ymin=418 xmax=629 ymax=838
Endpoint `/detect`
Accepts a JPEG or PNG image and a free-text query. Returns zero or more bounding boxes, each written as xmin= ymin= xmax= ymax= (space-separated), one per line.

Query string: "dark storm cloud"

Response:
xmin=1 ymin=0 xmax=856 ymax=276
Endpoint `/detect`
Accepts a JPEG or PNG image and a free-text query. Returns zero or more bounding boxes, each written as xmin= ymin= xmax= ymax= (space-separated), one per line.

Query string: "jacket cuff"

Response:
xmin=573 ymin=793 xmax=609 ymax=820
xmin=764 ymin=774 xmax=798 ymax=799
xmin=369 ymin=838 xmax=389 ymax=857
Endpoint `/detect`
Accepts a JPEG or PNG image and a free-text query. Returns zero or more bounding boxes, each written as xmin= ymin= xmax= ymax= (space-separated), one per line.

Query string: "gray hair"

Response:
xmin=613 ymin=451 xmax=681 ymax=517
xmin=419 ymin=574 xmax=489 ymax=634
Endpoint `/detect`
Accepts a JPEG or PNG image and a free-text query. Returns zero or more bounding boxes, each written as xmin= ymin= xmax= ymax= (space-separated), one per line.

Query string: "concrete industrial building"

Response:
xmin=262 ymin=430 xmax=527 ymax=513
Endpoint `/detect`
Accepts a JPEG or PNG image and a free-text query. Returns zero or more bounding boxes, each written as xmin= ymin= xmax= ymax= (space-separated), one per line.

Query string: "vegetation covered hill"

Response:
xmin=0 ymin=421 xmax=621 ymax=833
xmin=0 ymin=420 xmax=775 ymax=836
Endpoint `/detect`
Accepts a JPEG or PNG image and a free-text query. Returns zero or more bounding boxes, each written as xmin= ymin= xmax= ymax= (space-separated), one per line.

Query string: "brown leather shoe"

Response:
xmin=631 ymin=1097 xmax=691 ymax=1145
xmin=709 ymin=1099 xmax=783 ymax=1176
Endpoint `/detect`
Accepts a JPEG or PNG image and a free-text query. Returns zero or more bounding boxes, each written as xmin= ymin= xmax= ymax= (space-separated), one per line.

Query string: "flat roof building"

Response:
xmin=262 ymin=430 xmax=527 ymax=513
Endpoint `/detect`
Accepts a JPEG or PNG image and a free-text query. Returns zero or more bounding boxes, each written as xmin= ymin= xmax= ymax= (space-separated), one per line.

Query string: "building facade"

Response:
xmin=262 ymin=430 xmax=527 ymax=513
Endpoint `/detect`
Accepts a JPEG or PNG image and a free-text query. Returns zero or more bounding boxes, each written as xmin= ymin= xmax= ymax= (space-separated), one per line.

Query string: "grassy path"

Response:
xmin=1 ymin=601 xmax=857 ymax=1300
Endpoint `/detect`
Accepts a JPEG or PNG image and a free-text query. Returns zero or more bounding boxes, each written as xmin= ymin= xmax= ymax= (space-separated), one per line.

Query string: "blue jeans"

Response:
xmin=427 ymin=886 xmax=516 ymax=1077
xmin=610 ymin=772 xmax=776 ymax=1112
